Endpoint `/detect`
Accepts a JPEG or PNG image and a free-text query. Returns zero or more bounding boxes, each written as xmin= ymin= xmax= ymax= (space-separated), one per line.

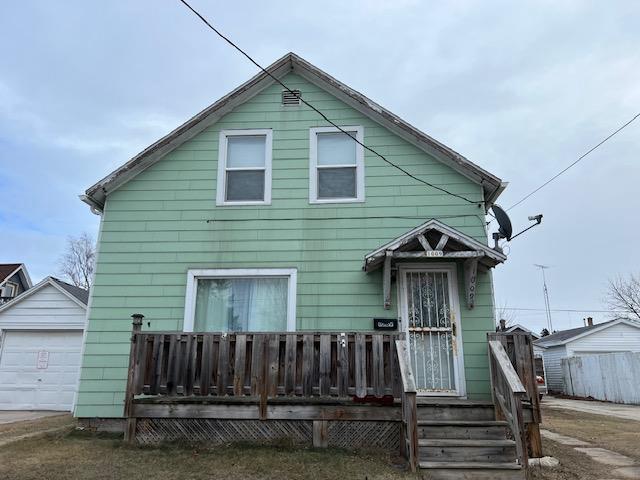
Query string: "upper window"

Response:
xmin=309 ymin=126 xmax=364 ymax=203
xmin=183 ymin=269 xmax=297 ymax=332
xmin=216 ymin=129 xmax=272 ymax=205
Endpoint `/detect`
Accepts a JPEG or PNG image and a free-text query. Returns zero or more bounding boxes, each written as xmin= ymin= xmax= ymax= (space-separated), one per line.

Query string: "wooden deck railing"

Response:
xmin=127 ymin=331 xmax=401 ymax=400
xmin=395 ymin=339 xmax=418 ymax=472
xmin=488 ymin=339 xmax=528 ymax=466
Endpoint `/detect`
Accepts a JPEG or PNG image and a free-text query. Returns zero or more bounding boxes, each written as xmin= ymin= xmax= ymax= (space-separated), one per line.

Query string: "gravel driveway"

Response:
xmin=544 ymin=396 xmax=640 ymax=421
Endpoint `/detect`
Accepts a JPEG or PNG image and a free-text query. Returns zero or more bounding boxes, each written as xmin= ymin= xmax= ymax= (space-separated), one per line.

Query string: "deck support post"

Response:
xmin=124 ymin=313 xmax=144 ymax=443
xmin=312 ymin=420 xmax=328 ymax=448
xmin=527 ymin=422 xmax=543 ymax=458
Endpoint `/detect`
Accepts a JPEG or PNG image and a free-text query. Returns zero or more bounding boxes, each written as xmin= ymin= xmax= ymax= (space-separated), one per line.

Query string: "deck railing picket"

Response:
xmin=128 ymin=330 xmax=403 ymax=402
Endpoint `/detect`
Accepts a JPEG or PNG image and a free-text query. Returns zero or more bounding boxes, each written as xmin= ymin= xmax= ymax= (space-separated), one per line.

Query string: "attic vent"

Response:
xmin=282 ymin=89 xmax=302 ymax=106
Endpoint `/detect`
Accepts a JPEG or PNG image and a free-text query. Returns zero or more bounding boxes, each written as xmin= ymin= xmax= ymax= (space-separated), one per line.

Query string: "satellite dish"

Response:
xmin=491 ymin=205 xmax=513 ymax=241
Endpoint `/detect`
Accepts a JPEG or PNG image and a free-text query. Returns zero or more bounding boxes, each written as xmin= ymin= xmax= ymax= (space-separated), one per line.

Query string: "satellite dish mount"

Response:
xmin=490 ymin=205 xmax=542 ymax=253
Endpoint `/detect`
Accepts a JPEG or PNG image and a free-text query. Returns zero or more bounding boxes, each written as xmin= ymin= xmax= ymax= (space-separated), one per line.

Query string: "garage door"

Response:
xmin=0 ymin=330 xmax=83 ymax=411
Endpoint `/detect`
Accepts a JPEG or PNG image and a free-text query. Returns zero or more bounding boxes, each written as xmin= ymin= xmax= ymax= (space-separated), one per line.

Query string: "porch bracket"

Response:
xmin=464 ymin=257 xmax=478 ymax=309
xmin=383 ymin=250 xmax=393 ymax=310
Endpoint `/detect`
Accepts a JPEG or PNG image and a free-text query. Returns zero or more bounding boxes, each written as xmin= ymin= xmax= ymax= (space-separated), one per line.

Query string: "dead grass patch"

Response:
xmin=540 ymin=405 xmax=640 ymax=460
xmin=0 ymin=414 xmax=74 ymax=440
xmin=0 ymin=430 xmax=415 ymax=480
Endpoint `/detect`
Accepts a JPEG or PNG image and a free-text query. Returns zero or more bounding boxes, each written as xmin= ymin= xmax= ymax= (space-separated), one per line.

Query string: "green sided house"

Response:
xmin=76 ymin=53 xmax=541 ymax=476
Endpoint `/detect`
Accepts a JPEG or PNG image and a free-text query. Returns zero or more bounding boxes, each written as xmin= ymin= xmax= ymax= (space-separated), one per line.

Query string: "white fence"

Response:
xmin=562 ymin=352 xmax=640 ymax=404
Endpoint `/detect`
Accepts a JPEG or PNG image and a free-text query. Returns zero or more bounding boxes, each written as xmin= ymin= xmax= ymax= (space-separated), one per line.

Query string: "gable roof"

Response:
xmin=534 ymin=319 xmax=640 ymax=347
xmin=0 ymin=263 xmax=32 ymax=289
xmin=363 ymin=218 xmax=507 ymax=272
xmin=506 ymin=324 xmax=541 ymax=339
xmin=0 ymin=276 xmax=88 ymax=314
xmin=81 ymin=52 xmax=504 ymax=213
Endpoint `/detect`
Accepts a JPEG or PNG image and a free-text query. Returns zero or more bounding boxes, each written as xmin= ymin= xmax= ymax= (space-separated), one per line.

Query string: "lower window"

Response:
xmin=183 ymin=269 xmax=297 ymax=332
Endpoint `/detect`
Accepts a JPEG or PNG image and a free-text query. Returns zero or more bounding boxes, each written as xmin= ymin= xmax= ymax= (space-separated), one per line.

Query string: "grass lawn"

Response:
xmin=0 ymin=428 xmax=414 ymax=480
xmin=529 ymin=404 xmax=640 ymax=480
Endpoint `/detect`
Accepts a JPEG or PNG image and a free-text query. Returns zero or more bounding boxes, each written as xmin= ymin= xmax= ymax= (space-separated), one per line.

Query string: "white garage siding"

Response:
xmin=0 ymin=330 xmax=84 ymax=410
xmin=566 ymin=322 xmax=640 ymax=357
xmin=0 ymin=279 xmax=87 ymax=411
xmin=541 ymin=345 xmax=567 ymax=392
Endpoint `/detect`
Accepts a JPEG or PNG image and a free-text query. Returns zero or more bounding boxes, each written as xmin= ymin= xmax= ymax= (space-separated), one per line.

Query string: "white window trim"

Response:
xmin=183 ymin=268 xmax=297 ymax=332
xmin=309 ymin=126 xmax=365 ymax=204
xmin=216 ymin=129 xmax=273 ymax=206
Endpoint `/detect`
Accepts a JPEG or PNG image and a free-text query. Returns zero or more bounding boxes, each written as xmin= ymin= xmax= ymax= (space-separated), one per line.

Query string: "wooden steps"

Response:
xmin=416 ymin=404 xmax=524 ymax=479
xmin=419 ymin=462 xmax=524 ymax=480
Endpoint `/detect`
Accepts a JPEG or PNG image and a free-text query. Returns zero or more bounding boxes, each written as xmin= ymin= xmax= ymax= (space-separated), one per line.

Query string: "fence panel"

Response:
xmin=562 ymin=352 xmax=640 ymax=404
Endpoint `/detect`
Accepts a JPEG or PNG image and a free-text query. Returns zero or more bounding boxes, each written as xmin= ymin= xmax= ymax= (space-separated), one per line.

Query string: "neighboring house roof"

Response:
xmin=0 ymin=276 xmax=88 ymax=314
xmin=534 ymin=318 xmax=639 ymax=347
xmin=50 ymin=277 xmax=90 ymax=305
xmin=0 ymin=263 xmax=32 ymax=289
xmin=81 ymin=52 xmax=505 ymax=213
xmin=506 ymin=324 xmax=541 ymax=339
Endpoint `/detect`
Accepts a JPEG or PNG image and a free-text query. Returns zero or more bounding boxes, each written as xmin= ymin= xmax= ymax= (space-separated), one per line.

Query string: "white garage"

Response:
xmin=0 ymin=277 xmax=87 ymax=411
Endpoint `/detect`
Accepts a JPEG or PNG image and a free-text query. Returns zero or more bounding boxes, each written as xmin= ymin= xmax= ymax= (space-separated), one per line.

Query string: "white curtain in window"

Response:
xmin=194 ymin=277 xmax=288 ymax=332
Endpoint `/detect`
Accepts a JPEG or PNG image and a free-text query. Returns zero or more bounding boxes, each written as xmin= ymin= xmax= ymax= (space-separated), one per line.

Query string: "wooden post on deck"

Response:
xmin=124 ymin=313 xmax=144 ymax=443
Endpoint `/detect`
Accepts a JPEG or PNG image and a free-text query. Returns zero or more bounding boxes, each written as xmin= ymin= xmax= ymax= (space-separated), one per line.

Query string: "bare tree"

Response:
xmin=59 ymin=233 xmax=96 ymax=290
xmin=495 ymin=302 xmax=518 ymax=329
xmin=606 ymin=274 xmax=640 ymax=321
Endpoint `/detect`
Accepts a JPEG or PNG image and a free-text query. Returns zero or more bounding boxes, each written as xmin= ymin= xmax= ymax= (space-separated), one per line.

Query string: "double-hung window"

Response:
xmin=183 ymin=269 xmax=297 ymax=332
xmin=309 ymin=126 xmax=364 ymax=203
xmin=216 ymin=129 xmax=272 ymax=205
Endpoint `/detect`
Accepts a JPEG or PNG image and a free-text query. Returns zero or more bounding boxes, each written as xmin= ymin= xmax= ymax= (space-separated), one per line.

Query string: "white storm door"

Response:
xmin=400 ymin=266 xmax=464 ymax=396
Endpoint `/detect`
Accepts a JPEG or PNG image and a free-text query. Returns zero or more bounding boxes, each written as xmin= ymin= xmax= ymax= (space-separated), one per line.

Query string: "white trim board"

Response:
xmin=182 ymin=268 xmax=297 ymax=332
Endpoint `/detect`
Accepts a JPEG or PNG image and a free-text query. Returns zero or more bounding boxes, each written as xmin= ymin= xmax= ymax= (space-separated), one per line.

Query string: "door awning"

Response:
xmin=363 ymin=219 xmax=507 ymax=310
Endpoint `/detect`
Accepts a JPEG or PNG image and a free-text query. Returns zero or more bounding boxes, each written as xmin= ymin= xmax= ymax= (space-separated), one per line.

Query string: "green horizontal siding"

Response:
xmin=76 ymin=73 xmax=496 ymax=417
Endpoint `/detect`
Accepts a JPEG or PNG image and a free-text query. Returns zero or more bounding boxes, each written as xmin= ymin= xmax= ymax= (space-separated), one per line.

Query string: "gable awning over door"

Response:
xmin=363 ymin=219 xmax=506 ymax=310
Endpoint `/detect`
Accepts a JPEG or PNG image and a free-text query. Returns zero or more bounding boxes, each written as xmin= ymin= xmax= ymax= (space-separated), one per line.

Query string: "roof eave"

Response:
xmin=82 ymin=52 xmax=504 ymax=211
xmin=82 ymin=53 xmax=295 ymax=211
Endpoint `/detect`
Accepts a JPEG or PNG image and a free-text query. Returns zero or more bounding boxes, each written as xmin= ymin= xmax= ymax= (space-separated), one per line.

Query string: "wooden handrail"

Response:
xmin=488 ymin=331 xmax=543 ymax=459
xmin=489 ymin=341 xmax=526 ymax=394
xmin=395 ymin=339 xmax=418 ymax=472
xmin=488 ymin=340 xmax=527 ymax=466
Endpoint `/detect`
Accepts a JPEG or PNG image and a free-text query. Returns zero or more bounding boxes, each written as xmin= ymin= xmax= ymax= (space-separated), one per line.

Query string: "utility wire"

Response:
xmin=507 ymin=112 xmax=640 ymax=211
xmin=206 ymin=213 xmax=484 ymax=223
xmin=499 ymin=307 xmax=628 ymax=313
xmin=178 ymin=0 xmax=482 ymax=207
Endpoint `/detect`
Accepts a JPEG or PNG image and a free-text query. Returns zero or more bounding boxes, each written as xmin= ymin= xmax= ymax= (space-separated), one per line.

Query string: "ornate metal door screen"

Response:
xmin=404 ymin=270 xmax=458 ymax=393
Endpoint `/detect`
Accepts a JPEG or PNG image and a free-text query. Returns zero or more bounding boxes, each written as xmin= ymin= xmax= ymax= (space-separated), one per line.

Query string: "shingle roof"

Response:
xmin=0 ymin=264 xmax=22 ymax=283
xmin=534 ymin=320 xmax=616 ymax=346
xmin=51 ymin=277 xmax=89 ymax=305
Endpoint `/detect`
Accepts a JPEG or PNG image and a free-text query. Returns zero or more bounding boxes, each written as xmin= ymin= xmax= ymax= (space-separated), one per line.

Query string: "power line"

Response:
xmin=507 ymin=112 xmax=640 ymax=211
xmin=499 ymin=307 xmax=627 ymax=313
xmin=206 ymin=213 xmax=485 ymax=223
xmin=177 ymin=0 xmax=483 ymax=207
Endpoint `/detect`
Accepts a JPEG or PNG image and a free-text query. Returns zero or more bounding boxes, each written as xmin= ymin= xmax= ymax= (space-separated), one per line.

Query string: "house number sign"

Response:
xmin=37 ymin=350 xmax=50 ymax=369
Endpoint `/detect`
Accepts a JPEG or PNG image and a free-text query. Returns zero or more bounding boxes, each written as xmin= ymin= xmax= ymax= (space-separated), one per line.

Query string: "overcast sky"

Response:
xmin=1 ymin=1 xmax=639 ymax=334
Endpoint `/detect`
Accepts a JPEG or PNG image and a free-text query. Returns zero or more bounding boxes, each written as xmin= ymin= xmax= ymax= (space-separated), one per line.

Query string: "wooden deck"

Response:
xmin=122 ymin=315 xmax=541 ymax=473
